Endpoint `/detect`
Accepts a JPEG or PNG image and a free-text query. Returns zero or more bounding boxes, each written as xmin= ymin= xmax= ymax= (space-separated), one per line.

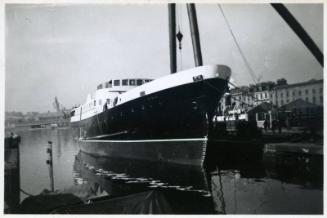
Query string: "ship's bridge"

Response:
xmin=96 ymin=78 xmax=153 ymax=93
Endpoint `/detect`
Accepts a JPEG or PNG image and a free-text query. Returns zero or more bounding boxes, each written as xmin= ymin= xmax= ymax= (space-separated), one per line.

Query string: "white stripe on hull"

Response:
xmin=79 ymin=137 xmax=208 ymax=143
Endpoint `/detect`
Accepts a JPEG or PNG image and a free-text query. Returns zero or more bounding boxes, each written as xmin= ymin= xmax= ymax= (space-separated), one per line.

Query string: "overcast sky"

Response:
xmin=5 ymin=3 xmax=323 ymax=113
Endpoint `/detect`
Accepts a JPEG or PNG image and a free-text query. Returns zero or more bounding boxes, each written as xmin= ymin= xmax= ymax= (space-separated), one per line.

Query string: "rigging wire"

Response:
xmin=179 ymin=44 xmax=183 ymax=71
xmin=176 ymin=4 xmax=184 ymax=71
xmin=179 ymin=4 xmax=183 ymax=71
xmin=177 ymin=4 xmax=182 ymax=33
xmin=217 ymin=4 xmax=259 ymax=85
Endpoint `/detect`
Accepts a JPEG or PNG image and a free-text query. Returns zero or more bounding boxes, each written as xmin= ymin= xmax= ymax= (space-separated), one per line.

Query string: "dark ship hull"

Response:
xmin=72 ymin=76 xmax=229 ymax=166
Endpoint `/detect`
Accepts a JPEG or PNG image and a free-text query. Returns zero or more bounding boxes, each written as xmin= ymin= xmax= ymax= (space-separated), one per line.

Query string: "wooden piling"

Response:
xmin=46 ymin=141 xmax=54 ymax=192
xmin=4 ymin=134 xmax=21 ymax=213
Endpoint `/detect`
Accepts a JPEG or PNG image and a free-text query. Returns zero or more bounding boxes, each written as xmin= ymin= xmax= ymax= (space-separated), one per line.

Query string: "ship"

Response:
xmin=70 ymin=65 xmax=231 ymax=166
xmin=70 ymin=3 xmax=233 ymax=166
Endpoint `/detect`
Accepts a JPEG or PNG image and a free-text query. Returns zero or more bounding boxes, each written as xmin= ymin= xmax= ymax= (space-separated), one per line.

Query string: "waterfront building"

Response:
xmin=220 ymin=78 xmax=323 ymax=111
xmin=272 ymin=79 xmax=323 ymax=107
xmin=219 ymin=81 xmax=275 ymax=114
xmin=218 ymin=78 xmax=323 ymax=130
xmin=5 ymin=111 xmax=64 ymax=128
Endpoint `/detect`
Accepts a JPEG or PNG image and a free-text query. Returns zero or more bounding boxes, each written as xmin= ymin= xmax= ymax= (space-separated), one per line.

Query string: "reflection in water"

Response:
xmin=75 ymin=151 xmax=210 ymax=191
xmin=205 ymin=140 xmax=323 ymax=214
xmin=263 ymin=149 xmax=323 ymax=190
xmin=56 ymin=130 xmax=62 ymax=158
xmin=208 ymin=168 xmax=322 ymax=214
xmin=16 ymin=128 xmax=79 ymax=201
xmin=68 ymin=151 xmax=214 ymax=214
xmin=10 ymin=128 xmax=323 ymax=214
xmin=209 ymin=169 xmax=226 ymax=214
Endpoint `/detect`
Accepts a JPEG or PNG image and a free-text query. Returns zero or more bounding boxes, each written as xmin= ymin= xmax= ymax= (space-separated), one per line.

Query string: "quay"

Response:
xmin=264 ymin=142 xmax=323 ymax=155
xmin=212 ymin=128 xmax=323 ymax=144
xmin=5 ymin=120 xmax=70 ymax=130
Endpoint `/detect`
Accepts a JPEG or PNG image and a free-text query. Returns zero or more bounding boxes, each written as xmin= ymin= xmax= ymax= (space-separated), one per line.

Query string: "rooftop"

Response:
xmin=274 ymin=79 xmax=323 ymax=90
xmin=230 ymin=78 xmax=323 ymax=94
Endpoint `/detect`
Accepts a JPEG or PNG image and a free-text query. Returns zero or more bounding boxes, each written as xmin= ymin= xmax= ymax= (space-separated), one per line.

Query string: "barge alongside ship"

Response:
xmin=70 ymin=65 xmax=231 ymax=166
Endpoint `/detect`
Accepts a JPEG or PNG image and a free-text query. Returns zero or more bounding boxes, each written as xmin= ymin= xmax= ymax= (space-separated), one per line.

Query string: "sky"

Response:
xmin=5 ymin=3 xmax=323 ymax=113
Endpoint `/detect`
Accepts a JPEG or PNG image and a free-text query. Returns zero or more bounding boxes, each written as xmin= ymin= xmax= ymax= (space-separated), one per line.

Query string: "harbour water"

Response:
xmin=7 ymin=127 xmax=323 ymax=214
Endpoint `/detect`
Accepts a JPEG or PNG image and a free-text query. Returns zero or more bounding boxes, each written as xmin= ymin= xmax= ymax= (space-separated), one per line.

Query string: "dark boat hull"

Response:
xmin=78 ymin=138 xmax=207 ymax=166
xmin=72 ymin=78 xmax=227 ymax=139
xmin=72 ymin=77 xmax=228 ymax=166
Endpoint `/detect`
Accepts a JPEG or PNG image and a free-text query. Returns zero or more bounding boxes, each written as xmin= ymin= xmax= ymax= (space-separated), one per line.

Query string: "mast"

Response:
xmin=187 ymin=3 xmax=203 ymax=67
xmin=168 ymin=3 xmax=177 ymax=74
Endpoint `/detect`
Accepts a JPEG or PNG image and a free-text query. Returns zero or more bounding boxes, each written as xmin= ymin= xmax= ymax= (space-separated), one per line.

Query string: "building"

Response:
xmin=5 ymin=111 xmax=64 ymax=128
xmin=279 ymin=99 xmax=323 ymax=129
xmin=221 ymin=78 xmax=323 ymax=111
xmin=217 ymin=78 xmax=323 ymax=130
xmin=272 ymin=79 xmax=323 ymax=107
xmin=249 ymin=81 xmax=275 ymax=106
xmin=219 ymin=81 xmax=275 ymax=114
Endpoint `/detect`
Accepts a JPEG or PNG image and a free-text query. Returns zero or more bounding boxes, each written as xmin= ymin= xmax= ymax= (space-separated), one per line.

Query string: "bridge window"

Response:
xmin=137 ymin=79 xmax=143 ymax=86
xmin=129 ymin=79 xmax=136 ymax=86
xmin=97 ymin=84 xmax=103 ymax=90
xmin=94 ymin=100 xmax=96 ymax=106
xmin=106 ymin=80 xmax=112 ymax=88
xmin=114 ymin=80 xmax=120 ymax=86
xmin=122 ymin=79 xmax=128 ymax=86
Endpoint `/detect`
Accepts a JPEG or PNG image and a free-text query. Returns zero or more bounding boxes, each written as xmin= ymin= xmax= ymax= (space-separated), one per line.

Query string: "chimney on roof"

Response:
xmin=276 ymin=78 xmax=288 ymax=86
